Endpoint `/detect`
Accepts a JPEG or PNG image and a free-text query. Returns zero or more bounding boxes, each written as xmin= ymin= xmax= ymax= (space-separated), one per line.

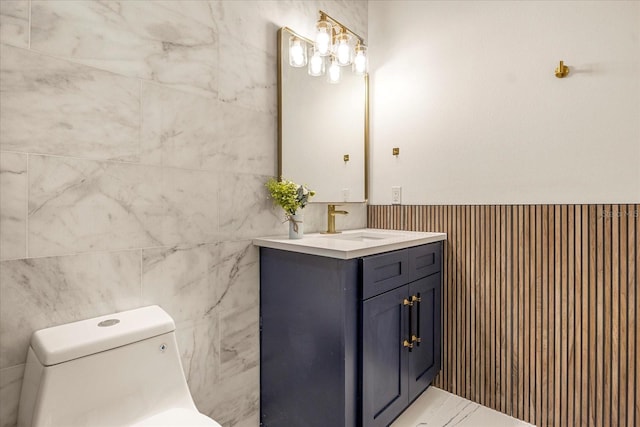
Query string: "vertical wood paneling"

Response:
xmin=368 ymin=204 xmax=639 ymax=427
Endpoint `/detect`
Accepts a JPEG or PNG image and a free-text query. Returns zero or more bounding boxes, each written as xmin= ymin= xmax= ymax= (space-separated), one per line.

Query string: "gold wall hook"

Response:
xmin=555 ymin=60 xmax=569 ymax=78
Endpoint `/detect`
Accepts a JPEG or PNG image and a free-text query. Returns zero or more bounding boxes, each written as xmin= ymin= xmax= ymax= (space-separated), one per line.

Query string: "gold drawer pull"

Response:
xmin=403 ymin=339 xmax=414 ymax=349
xmin=412 ymin=335 xmax=421 ymax=343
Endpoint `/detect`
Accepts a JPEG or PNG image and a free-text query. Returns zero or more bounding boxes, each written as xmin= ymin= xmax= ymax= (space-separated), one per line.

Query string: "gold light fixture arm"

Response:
xmin=319 ymin=10 xmax=365 ymax=45
xmin=555 ymin=60 xmax=569 ymax=78
xmin=282 ymin=26 xmax=314 ymax=45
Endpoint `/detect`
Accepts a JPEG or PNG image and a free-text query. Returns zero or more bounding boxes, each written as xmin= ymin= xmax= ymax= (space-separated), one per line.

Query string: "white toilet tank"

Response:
xmin=17 ymin=306 xmax=220 ymax=427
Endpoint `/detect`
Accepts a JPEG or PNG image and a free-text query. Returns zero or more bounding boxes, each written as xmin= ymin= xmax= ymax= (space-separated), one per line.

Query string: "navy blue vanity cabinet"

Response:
xmin=260 ymin=241 xmax=442 ymax=427
xmin=361 ymin=244 xmax=442 ymax=427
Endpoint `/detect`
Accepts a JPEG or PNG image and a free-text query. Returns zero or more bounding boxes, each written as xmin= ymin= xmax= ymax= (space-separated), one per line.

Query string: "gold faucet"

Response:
xmin=324 ymin=204 xmax=349 ymax=234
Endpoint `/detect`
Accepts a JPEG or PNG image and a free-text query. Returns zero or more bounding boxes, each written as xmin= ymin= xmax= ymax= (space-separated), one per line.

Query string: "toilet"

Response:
xmin=17 ymin=305 xmax=222 ymax=427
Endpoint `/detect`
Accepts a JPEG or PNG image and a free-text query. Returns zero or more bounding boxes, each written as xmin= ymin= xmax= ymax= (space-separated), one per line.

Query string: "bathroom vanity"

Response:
xmin=254 ymin=229 xmax=446 ymax=427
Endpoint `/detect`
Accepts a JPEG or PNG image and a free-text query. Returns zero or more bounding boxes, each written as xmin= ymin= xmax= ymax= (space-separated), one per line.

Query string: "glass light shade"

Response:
xmin=327 ymin=57 xmax=341 ymax=84
xmin=288 ymin=36 xmax=307 ymax=67
xmin=335 ymin=32 xmax=352 ymax=66
xmin=353 ymin=44 xmax=367 ymax=75
xmin=315 ymin=20 xmax=333 ymax=56
xmin=308 ymin=48 xmax=325 ymax=76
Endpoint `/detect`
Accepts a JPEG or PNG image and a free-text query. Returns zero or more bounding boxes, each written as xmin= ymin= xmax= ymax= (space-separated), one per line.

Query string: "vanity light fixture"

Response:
xmin=287 ymin=10 xmax=367 ymax=81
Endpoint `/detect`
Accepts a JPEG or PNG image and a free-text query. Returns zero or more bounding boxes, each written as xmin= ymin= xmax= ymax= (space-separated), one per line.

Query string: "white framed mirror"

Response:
xmin=278 ymin=27 xmax=368 ymax=203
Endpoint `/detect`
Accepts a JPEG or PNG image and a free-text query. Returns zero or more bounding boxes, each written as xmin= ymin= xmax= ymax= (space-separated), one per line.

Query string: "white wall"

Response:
xmin=369 ymin=0 xmax=640 ymax=205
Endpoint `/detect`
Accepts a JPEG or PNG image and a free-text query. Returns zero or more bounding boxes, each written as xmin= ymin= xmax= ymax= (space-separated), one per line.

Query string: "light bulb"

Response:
xmin=308 ymin=50 xmax=324 ymax=76
xmin=315 ymin=20 xmax=332 ymax=56
xmin=336 ymin=33 xmax=351 ymax=66
xmin=288 ymin=37 xmax=307 ymax=67
xmin=353 ymin=45 xmax=367 ymax=74
xmin=328 ymin=58 xmax=341 ymax=84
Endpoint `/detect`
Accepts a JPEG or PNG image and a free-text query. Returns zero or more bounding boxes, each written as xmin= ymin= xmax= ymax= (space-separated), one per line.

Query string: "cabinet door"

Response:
xmin=408 ymin=273 xmax=441 ymax=401
xmin=362 ymin=286 xmax=409 ymax=427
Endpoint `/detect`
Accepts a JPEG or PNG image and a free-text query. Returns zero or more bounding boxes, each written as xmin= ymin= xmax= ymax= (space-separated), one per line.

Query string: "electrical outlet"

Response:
xmin=391 ymin=186 xmax=402 ymax=205
xmin=342 ymin=188 xmax=350 ymax=201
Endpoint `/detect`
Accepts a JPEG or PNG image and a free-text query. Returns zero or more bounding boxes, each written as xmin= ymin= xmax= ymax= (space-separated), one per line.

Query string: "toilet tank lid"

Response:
xmin=30 ymin=306 xmax=175 ymax=366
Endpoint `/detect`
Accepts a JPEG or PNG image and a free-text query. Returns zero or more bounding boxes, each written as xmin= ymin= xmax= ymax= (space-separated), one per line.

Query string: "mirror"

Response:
xmin=278 ymin=27 xmax=368 ymax=203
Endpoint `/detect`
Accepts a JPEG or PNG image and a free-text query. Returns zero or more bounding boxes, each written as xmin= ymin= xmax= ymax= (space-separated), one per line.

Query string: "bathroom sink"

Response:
xmin=254 ymin=229 xmax=447 ymax=259
xmin=320 ymin=231 xmax=391 ymax=242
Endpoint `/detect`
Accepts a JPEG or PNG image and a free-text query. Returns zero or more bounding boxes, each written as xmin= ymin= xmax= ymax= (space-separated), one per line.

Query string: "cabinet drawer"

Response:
xmin=362 ymin=250 xmax=409 ymax=299
xmin=408 ymin=243 xmax=441 ymax=282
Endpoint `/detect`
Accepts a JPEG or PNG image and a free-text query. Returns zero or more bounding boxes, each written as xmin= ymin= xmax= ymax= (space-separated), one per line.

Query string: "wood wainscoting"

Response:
xmin=368 ymin=204 xmax=638 ymax=427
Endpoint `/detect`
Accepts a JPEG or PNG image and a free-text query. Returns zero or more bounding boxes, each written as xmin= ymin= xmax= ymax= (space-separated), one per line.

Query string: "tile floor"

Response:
xmin=391 ymin=387 xmax=535 ymax=427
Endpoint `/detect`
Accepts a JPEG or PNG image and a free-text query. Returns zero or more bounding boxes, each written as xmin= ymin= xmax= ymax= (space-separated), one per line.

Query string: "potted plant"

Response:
xmin=266 ymin=178 xmax=315 ymax=239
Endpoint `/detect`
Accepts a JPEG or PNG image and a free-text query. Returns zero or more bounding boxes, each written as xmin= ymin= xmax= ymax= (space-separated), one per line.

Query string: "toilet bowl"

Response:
xmin=17 ymin=306 xmax=222 ymax=427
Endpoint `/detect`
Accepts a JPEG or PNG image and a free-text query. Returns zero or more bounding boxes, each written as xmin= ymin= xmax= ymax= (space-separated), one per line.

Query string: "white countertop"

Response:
xmin=253 ymin=228 xmax=447 ymax=259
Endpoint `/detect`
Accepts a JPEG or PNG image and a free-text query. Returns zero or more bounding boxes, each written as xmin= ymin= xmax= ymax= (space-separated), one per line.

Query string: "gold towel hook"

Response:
xmin=555 ymin=60 xmax=569 ymax=78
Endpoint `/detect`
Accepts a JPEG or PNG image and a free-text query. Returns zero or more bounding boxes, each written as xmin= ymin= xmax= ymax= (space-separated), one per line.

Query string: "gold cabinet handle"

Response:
xmin=403 ymin=339 xmax=414 ymax=349
xmin=411 ymin=295 xmax=421 ymax=303
xmin=403 ymin=298 xmax=413 ymax=306
xmin=412 ymin=334 xmax=421 ymax=343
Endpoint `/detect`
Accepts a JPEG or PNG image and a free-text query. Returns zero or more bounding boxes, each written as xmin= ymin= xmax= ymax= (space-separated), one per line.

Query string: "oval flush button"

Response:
xmin=98 ymin=319 xmax=120 ymax=327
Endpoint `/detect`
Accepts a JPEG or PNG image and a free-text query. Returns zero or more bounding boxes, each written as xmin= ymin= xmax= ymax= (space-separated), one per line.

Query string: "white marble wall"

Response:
xmin=0 ymin=1 xmax=367 ymax=426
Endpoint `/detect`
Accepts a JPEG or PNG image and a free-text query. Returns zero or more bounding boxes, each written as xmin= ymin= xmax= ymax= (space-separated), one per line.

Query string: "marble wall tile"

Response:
xmin=209 ymin=1 xmax=289 ymax=54
xmin=0 ymin=364 xmax=23 ymax=427
xmin=161 ymin=167 xmax=219 ymax=246
xmin=205 ymin=366 xmax=259 ymax=427
xmin=140 ymin=82 xmax=222 ymax=170
xmin=30 ymin=0 xmax=219 ymax=98
xmin=152 ymin=1 xmax=217 ymax=31
xmin=214 ymin=240 xmax=259 ymax=314
xmin=142 ymin=245 xmax=218 ymax=324
xmin=175 ymin=315 xmax=220 ymax=413
xmin=206 ymin=102 xmax=276 ymax=176
xmin=0 ymin=1 xmax=29 ymax=48
xmin=218 ymin=33 xmax=277 ymax=114
xmin=0 ymin=250 xmax=142 ymax=369
xmin=0 ymin=152 xmax=27 ymax=260
xmin=28 ymin=155 xmax=163 ymax=257
xmin=141 ymin=82 xmax=275 ymax=176
xmin=0 ymin=45 xmax=140 ymax=162
xmin=219 ymin=172 xmax=286 ymax=238
xmin=219 ymin=304 xmax=259 ymax=381
xmin=230 ymin=411 xmax=260 ymax=427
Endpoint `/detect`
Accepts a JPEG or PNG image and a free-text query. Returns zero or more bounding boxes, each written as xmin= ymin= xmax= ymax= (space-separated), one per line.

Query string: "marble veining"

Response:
xmin=0 ymin=152 xmax=27 ymax=260
xmin=218 ymin=172 xmax=285 ymax=238
xmin=219 ymin=304 xmax=259 ymax=381
xmin=213 ymin=240 xmax=259 ymax=313
xmin=28 ymin=155 xmax=164 ymax=257
xmin=391 ymin=387 xmax=534 ymax=427
xmin=140 ymin=82 xmax=275 ymax=175
xmin=0 ymin=45 xmax=141 ymax=162
xmin=142 ymin=245 xmax=219 ymax=324
xmin=175 ymin=315 xmax=220 ymax=415
xmin=0 ymin=364 xmax=24 ymax=427
xmin=161 ymin=167 xmax=219 ymax=246
xmin=218 ymin=33 xmax=277 ymax=115
xmin=204 ymin=365 xmax=259 ymax=427
xmin=30 ymin=1 xmax=219 ymax=98
xmin=0 ymin=0 xmax=29 ymax=48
